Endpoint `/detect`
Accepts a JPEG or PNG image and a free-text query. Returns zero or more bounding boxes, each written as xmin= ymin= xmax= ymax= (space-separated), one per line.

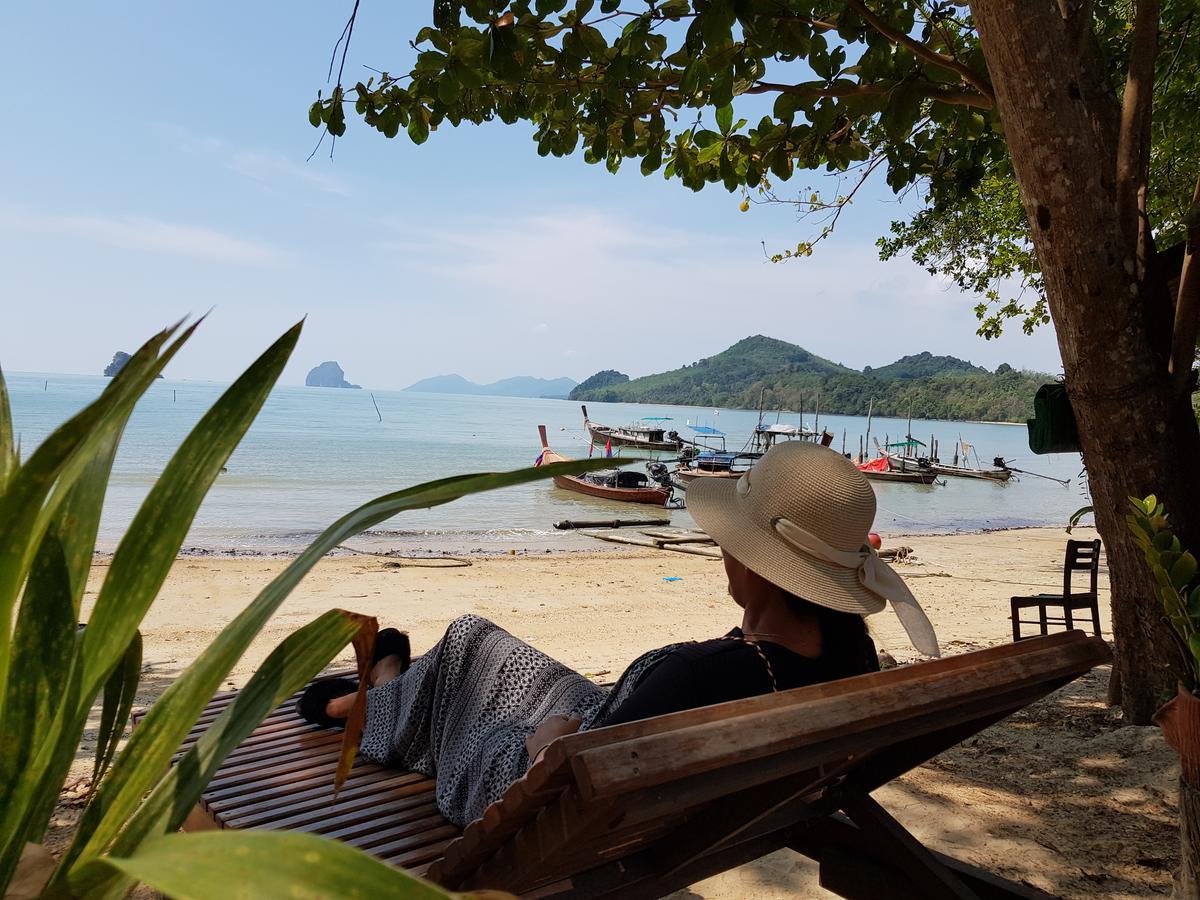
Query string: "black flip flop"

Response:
xmin=373 ymin=628 xmax=411 ymax=672
xmin=296 ymin=677 xmax=358 ymax=728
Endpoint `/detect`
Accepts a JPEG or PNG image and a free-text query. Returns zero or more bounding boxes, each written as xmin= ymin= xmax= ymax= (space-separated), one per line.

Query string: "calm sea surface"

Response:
xmin=6 ymin=373 xmax=1089 ymax=553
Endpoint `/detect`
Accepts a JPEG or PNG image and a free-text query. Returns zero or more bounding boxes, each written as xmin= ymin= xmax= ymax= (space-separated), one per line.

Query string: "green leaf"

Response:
xmin=58 ymin=456 xmax=614 ymax=878
xmin=91 ymin=831 xmax=455 ymax=900
xmin=0 ymin=366 xmax=15 ymax=491
xmin=710 ymin=71 xmax=733 ymax=108
xmin=409 ymin=107 xmax=431 ymax=144
xmin=92 ymin=631 xmax=141 ymax=792
xmin=0 ymin=321 xmax=192 ymax=692
xmin=1153 ymin=529 xmax=1176 ymax=552
xmin=1188 ymin=585 xmax=1200 ymax=618
xmin=1191 ymin=632 xmax=1200 ymax=666
xmin=58 ymin=324 xmax=302 ymax=877
xmin=78 ymin=323 xmax=301 ymax=719
xmin=0 ymin=533 xmax=75 ymax=831
xmin=1066 ymin=505 xmax=1092 ymax=533
xmin=78 ymin=611 xmax=364 ymax=898
xmin=1170 ymin=552 xmax=1197 ymax=590
xmin=716 ymin=103 xmax=733 ymax=134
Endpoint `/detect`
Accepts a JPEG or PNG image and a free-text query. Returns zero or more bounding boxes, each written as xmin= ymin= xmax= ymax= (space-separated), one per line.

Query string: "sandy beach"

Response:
xmin=60 ymin=526 xmax=1179 ymax=897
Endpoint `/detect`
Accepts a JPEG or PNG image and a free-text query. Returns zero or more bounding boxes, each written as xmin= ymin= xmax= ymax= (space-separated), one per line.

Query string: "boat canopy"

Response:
xmin=640 ymin=417 xmax=673 ymax=422
xmin=886 ymin=438 xmax=927 ymax=449
xmin=857 ymin=456 xmax=891 ymax=473
xmin=688 ymin=425 xmax=725 ymax=436
xmin=760 ymin=423 xmax=812 ymax=435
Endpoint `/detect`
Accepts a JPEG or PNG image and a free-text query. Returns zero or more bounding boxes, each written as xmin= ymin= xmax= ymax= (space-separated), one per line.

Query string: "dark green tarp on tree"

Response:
xmin=1027 ymin=383 xmax=1080 ymax=454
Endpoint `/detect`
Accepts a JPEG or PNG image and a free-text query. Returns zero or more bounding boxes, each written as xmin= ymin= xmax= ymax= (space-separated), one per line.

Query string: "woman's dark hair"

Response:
xmin=785 ymin=593 xmax=880 ymax=676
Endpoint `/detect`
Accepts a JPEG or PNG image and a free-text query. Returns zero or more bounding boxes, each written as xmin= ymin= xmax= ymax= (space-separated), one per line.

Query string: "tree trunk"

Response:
xmin=969 ymin=0 xmax=1198 ymax=723
xmin=1180 ymin=777 xmax=1200 ymax=899
xmin=970 ymin=2 xmax=1200 ymax=892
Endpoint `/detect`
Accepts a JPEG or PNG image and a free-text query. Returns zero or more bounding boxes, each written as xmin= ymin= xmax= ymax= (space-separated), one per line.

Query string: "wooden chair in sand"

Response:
xmin=165 ymin=630 xmax=1108 ymax=899
xmin=1010 ymin=539 xmax=1103 ymax=642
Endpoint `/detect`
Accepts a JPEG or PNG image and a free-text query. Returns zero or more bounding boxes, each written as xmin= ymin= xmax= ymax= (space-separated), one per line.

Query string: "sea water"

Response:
xmin=6 ymin=373 xmax=1089 ymax=553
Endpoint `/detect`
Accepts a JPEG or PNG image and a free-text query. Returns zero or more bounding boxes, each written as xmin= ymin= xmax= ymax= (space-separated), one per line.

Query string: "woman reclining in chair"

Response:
xmin=297 ymin=442 xmax=940 ymax=827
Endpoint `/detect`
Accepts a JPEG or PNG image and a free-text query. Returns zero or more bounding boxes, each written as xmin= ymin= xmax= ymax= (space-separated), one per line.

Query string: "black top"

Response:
xmin=601 ymin=627 xmax=879 ymax=727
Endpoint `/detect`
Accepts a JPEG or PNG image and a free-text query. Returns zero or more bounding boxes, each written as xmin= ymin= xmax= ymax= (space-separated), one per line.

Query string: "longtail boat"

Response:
xmin=581 ymin=405 xmax=681 ymax=454
xmin=856 ymin=454 xmax=939 ymax=485
xmin=538 ymin=426 xmax=673 ymax=506
xmin=670 ymin=424 xmax=758 ymax=488
xmin=929 ymin=461 xmax=1014 ymax=482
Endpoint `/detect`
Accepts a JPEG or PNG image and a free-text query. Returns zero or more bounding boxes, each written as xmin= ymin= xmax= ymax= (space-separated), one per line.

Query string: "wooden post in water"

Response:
xmin=370 ymin=392 xmax=382 ymax=422
xmin=173 ymin=389 xmax=177 ymax=403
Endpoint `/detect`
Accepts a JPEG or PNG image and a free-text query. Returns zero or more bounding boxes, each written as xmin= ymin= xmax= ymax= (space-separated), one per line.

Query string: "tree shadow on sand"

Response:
xmin=679 ymin=666 xmax=1178 ymax=899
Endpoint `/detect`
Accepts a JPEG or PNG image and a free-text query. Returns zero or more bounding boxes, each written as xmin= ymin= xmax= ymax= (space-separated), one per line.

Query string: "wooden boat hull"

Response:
xmin=582 ymin=405 xmax=680 ymax=453
xmin=553 ymin=474 xmax=671 ymax=505
xmin=585 ymin=424 xmax=679 ymax=453
xmin=672 ymin=467 xmax=741 ymax=487
xmin=539 ymin=425 xmax=673 ymax=506
xmin=860 ymin=468 xmax=939 ymax=485
xmin=931 ymin=464 xmax=1013 ymax=482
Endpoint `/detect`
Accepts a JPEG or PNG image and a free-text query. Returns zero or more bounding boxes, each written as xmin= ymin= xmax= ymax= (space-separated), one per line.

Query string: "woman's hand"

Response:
xmin=525 ymin=714 xmax=582 ymax=762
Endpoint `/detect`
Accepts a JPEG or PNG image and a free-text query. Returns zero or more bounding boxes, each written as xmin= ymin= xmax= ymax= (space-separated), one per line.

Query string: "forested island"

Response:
xmin=571 ymin=336 xmax=1051 ymax=423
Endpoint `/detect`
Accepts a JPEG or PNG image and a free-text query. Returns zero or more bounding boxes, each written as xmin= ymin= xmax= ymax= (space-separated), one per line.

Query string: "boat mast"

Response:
xmin=865 ymin=398 xmax=874 ymax=457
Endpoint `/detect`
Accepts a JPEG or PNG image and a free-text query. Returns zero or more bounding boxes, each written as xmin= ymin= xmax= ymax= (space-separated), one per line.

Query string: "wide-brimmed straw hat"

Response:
xmin=688 ymin=441 xmax=939 ymax=656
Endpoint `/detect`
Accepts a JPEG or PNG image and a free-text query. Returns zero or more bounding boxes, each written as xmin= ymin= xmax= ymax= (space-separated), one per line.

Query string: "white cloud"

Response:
xmin=227 ymin=150 xmax=350 ymax=196
xmin=173 ymin=130 xmax=351 ymax=196
xmin=0 ymin=208 xmax=287 ymax=266
xmin=369 ymin=206 xmax=1061 ymax=379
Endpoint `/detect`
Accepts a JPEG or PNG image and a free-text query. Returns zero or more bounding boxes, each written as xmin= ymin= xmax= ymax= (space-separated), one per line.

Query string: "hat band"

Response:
xmin=771 ymin=517 xmax=940 ymax=657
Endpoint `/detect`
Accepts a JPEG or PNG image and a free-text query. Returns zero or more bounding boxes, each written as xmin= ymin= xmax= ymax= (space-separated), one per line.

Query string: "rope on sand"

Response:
xmin=335 ymin=544 xmax=473 ymax=567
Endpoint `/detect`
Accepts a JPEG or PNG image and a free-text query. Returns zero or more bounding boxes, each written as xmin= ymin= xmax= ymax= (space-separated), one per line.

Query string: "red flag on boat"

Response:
xmin=605 ymin=438 xmax=613 ymax=458
xmin=534 ymin=450 xmax=545 ymax=467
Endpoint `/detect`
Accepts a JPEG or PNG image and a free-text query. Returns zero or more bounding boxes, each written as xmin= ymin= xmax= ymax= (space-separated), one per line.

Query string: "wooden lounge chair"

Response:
xmin=1010 ymin=539 xmax=1103 ymax=641
xmin=160 ymin=630 xmax=1109 ymax=899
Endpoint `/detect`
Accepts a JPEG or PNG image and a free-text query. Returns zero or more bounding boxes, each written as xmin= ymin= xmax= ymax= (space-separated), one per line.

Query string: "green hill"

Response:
xmin=865 ymin=352 xmax=987 ymax=380
xmin=568 ymin=370 xmax=629 ymax=401
xmin=576 ymin=336 xmax=852 ymax=407
xmin=573 ymin=336 xmax=1050 ymax=422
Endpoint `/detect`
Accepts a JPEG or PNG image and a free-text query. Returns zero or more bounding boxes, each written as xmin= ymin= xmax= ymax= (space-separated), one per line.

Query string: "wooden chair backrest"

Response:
xmin=1063 ymin=539 xmax=1102 ymax=596
xmin=429 ymin=631 xmax=1111 ymax=893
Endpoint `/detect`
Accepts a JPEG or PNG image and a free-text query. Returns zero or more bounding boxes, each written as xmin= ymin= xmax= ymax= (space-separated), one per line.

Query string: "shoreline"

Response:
xmin=90 ymin=523 xmax=1084 ymax=561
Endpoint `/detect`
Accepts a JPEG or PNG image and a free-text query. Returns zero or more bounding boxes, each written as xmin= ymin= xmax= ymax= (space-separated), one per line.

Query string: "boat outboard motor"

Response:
xmin=993 ymin=456 xmax=1009 ymax=470
xmin=645 ymin=461 xmax=673 ymax=487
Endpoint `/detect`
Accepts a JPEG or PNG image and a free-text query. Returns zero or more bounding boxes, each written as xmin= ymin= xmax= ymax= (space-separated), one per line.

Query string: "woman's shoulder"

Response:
xmin=664 ymin=632 xmax=752 ymax=662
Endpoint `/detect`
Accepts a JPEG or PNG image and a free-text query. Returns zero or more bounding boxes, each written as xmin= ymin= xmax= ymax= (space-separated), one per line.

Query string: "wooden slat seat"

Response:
xmin=153 ymin=632 xmax=1110 ymax=897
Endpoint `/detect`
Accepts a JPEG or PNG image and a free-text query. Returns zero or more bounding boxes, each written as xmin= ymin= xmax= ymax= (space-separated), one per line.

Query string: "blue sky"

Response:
xmin=0 ymin=4 xmax=1062 ymax=389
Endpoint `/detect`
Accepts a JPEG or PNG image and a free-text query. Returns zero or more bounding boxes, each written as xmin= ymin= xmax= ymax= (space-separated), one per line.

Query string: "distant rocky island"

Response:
xmin=104 ymin=351 xmax=162 ymax=378
xmin=572 ymin=337 xmax=1050 ymax=423
xmin=305 ymin=361 xmax=361 ymax=389
xmin=405 ymin=374 xmax=577 ymax=400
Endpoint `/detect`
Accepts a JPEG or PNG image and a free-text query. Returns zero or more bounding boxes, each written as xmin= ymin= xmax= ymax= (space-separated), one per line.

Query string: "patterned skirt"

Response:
xmin=358 ymin=614 xmax=670 ymax=827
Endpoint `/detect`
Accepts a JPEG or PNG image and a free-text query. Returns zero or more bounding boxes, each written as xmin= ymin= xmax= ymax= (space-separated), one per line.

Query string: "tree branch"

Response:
xmin=1169 ymin=176 xmax=1200 ymax=393
xmin=745 ymin=80 xmax=992 ymax=109
xmin=844 ymin=0 xmax=996 ymax=105
xmin=1116 ymin=0 xmax=1159 ymax=264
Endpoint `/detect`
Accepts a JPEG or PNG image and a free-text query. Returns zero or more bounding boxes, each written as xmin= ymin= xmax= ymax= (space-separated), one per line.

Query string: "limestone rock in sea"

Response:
xmin=104 ymin=351 xmax=163 ymax=378
xmin=305 ymin=361 xmax=362 ymax=389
